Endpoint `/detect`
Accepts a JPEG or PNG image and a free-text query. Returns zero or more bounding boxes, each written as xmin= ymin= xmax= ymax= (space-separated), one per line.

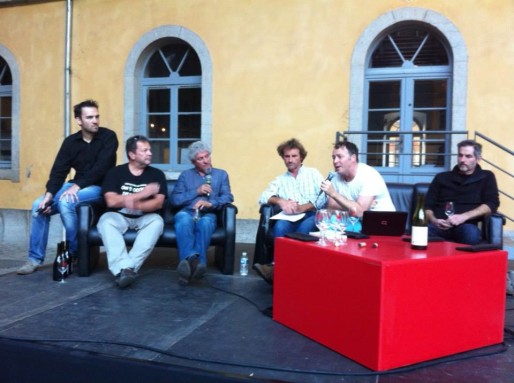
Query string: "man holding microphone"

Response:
xmin=170 ymin=141 xmax=233 ymax=286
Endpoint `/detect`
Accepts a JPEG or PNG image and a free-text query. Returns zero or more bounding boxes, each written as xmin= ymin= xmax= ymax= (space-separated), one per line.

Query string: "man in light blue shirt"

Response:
xmin=170 ymin=141 xmax=233 ymax=286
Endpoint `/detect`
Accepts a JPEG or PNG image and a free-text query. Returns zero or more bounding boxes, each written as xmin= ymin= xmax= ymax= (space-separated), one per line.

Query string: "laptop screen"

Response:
xmin=361 ymin=211 xmax=408 ymax=236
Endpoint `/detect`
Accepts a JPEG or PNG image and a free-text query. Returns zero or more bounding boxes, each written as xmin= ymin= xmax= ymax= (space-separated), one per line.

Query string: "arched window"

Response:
xmin=124 ymin=26 xmax=212 ymax=175
xmin=142 ymin=40 xmax=202 ymax=168
xmin=0 ymin=46 xmax=19 ymax=181
xmin=366 ymin=23 xmax=451 ymax=179
xmin=0 ymin=56 xmax=12 ymax=167
xmin=349 ymin=8 xmax=468 ymax=183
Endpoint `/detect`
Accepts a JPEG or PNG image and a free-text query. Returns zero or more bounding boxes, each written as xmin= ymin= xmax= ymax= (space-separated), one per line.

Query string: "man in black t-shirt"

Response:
xmin=97 ymin=135 xmax=167 ymax=288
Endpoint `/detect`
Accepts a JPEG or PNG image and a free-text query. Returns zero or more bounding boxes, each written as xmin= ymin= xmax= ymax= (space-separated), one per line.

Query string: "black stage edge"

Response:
xmin=1 ymin=249 xmax=513 ymax=383
xmin=0 ymin=337 xmax=271 ymax=383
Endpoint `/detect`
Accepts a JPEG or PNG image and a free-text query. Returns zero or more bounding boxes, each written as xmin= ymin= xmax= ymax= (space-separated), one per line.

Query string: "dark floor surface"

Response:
xmin=1 ymin=246 xmax=513 ymax=383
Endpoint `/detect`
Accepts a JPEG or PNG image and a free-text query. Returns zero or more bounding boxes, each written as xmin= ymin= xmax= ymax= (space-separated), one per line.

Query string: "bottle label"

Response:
xmin=411 ymin=226 xmax=428 ymax=247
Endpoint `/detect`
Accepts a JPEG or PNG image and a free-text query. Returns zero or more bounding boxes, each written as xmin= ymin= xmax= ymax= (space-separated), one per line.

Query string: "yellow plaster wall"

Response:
xmin=0 ymin=0 xmax=512 ymax=228
xmin=0 ymin=1 xmax=65 ymax=204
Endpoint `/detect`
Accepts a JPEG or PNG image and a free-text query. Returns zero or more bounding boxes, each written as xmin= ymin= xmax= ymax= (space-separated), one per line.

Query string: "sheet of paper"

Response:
xmin=270 ymin=211 xmax=305 ymax=222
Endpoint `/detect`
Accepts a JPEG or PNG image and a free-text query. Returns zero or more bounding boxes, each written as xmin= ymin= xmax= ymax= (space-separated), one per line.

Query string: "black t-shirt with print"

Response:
xmin=102 ymin=163 xmax=167 ymax=215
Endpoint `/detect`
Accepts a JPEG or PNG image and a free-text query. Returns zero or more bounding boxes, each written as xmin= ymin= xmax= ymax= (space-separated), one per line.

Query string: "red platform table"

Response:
xmin=273 ymin=236 xmax=507 ymax=371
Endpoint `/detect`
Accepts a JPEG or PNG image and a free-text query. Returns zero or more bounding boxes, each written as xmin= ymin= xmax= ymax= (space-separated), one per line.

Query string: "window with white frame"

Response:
xmin=348 ymin=8 xmax=468 ymax=184
xmin=364 ymin=23 xmax=452 ymax=182
xmin=141 ymin=40 xmax=202 ymax=170
xmin=0 ymin=55 xmax=12 ymax=169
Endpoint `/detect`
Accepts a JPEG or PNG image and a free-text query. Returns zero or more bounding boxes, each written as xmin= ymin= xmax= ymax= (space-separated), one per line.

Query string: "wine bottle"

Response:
xmin=53 ymin=242 xmax=64 ymax=281
xmin=411 ymin=193 xmax=428 ymax=250
xmin=64 ymin=240 xmax=73 ymax=275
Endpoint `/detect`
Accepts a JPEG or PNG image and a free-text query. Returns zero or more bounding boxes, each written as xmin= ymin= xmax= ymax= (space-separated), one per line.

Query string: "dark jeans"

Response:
xmin=428 ymin=223 xmax=481 ymax=245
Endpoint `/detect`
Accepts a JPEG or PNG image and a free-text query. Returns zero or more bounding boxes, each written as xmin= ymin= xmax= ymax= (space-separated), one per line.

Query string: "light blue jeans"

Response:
xmin=273 ymin=211 xmax=316 ymax=238
xmin=28 ymin=183 xmax=102 ymax=264
xmin=97 ymin=212 xmax=164 ymax=276
xmin=174 ymin=209 xmax=217 ymax=266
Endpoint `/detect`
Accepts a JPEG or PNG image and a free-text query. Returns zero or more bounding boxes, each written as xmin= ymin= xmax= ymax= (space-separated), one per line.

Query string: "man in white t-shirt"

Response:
xmin=318 ymin=140 xmax=394 ymax=231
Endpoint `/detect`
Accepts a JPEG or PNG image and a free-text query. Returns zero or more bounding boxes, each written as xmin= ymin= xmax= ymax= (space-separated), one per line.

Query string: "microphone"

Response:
xmin=317 ymin=173 xmax=334 ymax=197
xmin=204 ymin=168 xmax=212 ymax=197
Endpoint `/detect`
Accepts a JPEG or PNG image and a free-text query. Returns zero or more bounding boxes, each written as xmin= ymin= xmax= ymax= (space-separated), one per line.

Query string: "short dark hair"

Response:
xmin=73 ymin=99 xmax=99 ymax=119
xmin=125 ymin=135 xmax=149 ymax=157
xmin=334 ymin=139 xmax=359 ymax=161
xmin=277 ymin=138 xmax=307 ymax=161
xmin=457 ymin=139 xmax=482 ymax=158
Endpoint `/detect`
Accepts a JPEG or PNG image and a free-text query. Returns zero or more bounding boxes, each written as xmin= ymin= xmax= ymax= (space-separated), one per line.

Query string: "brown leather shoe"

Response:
xmin=253 ymin=263 xmax=274 ymax=285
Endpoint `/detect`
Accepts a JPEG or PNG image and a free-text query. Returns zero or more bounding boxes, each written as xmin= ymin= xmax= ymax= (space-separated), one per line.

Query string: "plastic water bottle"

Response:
xmin=240 ymin=252 xmax=248 ymax=276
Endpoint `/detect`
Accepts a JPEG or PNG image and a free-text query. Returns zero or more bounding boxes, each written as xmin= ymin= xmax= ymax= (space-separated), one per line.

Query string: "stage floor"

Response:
xmin=1 ymin=246 xmax=513 ymax=383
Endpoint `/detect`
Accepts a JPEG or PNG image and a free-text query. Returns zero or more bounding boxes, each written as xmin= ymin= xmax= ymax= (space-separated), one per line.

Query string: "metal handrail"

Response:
xmin=474 ymin=132 xmax=513 ymax=223
xmin=337 ymin=130 xmax=468 ymax=136
xmin=475 ymin=131 xmax=514 ymax=156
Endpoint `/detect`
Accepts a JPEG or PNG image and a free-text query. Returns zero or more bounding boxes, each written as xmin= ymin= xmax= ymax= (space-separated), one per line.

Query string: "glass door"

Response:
xmin=365 ymin=77 xmax=450 ymax=183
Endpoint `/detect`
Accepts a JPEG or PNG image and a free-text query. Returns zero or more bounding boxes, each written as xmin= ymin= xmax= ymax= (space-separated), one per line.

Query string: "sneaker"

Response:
xmin=177 ymin=259 xmax=192 ymax=286
xmin=117 ymin=268 xmax=136 ymax=288
xmin=507 ymin=271 xmax=514 ymax=296
xmin=253 ymin=263 xmax=274 ymax=285
xmin=17 ymin=260 xmax=40 ymax=275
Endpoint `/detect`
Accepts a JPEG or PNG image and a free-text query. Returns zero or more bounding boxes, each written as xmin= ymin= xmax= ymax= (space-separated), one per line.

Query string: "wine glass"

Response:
xmin=58 ymin=256 xmax=68 ymax=283
xmin=315 ymin=209 xmax=330 ymax=246
xmin=330 ymin=210 xmax=347 ymax=246
xmin=348 ymin=207 xmax=359 ymax=232
xmin=444 ymin=202 xmax=454 ymax=218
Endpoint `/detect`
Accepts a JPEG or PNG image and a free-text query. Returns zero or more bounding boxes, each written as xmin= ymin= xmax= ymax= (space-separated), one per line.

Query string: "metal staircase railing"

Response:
xmin=474 ymin=131 xmax=513 ymax=223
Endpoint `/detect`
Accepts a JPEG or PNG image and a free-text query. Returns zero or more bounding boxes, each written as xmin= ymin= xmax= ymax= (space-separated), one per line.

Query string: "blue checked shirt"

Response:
xmin=259 ymin=166 xmax=324 ymax=206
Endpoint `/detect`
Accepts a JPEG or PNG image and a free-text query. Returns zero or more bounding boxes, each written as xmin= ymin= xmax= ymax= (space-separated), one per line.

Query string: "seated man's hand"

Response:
xmin=435 ymin=218 xmax=452 ymax=230
xmin=59 ymin=184 xmax=81 ymax=203
xmin=278 ymin=199 xmax=299 ymax=215
xmin=197 ymin=184 xmax=212 ymax=196
xmin=447 ymin=213 xmax=467 ymax=227
xmin=194 ymin=200 xmax=212 ymax=210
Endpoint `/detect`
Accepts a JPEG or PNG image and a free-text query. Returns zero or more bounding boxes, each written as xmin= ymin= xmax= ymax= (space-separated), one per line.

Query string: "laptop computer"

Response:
xmin=361 ymin=211 xmax=408 ymax=236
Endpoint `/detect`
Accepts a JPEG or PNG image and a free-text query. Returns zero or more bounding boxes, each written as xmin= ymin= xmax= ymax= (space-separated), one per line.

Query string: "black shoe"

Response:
xmin=188 ymin=255 xmax=207 ymax=281
xmin=117 ymin=268 xmax=136 ymax=288
xmin=253 ymin=263 xmax=274 ymax=285
xmin=177 ymin=259 xmax=192 ymax=286
xmin=262 ymin=306 xmax=273 ymax=317
xmin=191 ymin=261 xmax=206 ymax=280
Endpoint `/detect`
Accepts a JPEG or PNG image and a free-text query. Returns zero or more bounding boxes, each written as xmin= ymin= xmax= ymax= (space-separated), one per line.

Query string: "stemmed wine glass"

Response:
xmin=315 ymin=209 xmax=330 ymax=246
xmin=444 ymin=202 xmax=455 ymax=218
xmin=58 ymin=255 xmax=68 ymax=284
xmin=348 ymin=207 xmax=359 ymax=232
xmin=330 ymin=210 xmax=348 ymax=246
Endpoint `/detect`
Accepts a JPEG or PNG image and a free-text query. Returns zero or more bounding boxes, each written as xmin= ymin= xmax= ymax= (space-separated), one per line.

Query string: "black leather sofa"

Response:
xmin=76 ymin=180 xmax=238 ymax=276
xmin=253 ymin=182 xmax=505 ymax=266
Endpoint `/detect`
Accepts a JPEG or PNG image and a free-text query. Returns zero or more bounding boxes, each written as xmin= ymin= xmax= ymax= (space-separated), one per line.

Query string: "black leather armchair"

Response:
xmin=76 ymin=180 xmax=238 ymax=276
xmin=253 ymin=203 xmax=280 ymax=266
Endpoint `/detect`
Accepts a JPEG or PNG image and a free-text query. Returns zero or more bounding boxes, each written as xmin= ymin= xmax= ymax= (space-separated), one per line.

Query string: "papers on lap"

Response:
xmin=270 ymin=211 xmax=306 ymax=222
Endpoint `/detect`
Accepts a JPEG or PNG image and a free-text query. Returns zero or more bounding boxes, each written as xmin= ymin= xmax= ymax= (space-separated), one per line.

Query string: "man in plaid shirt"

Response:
xmin=254 ymin=138 xmax=324 ymax=284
